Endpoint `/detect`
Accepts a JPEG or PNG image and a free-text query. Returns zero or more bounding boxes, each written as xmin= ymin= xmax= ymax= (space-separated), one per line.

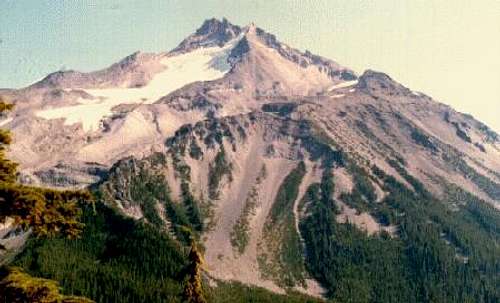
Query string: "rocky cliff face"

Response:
xmin=1 ymin=18 xmax=499 ymax=298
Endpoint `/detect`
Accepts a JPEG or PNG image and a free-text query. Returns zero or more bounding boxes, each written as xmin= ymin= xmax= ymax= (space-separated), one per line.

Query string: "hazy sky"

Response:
xmin=1 ymin=0 xmax=499 ymax=132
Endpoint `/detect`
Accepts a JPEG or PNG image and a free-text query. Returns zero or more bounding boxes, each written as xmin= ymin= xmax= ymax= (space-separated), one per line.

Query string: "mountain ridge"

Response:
xmin=1 ymin=17 xmax=499 ymax=300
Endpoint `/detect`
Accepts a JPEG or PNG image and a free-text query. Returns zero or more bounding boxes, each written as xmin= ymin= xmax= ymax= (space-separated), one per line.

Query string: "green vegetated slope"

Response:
xmin=299 ymin=158 xmax=500 ymax=303
xmin=10 ymin=199 xmax=323 ymax=303
xmin=7 ymin=122 xmax=500 ymax=303
xmin=99 ymin=154 xmax=204 ymax=244
xmin=13 ymin=203 xmax=324 ymax=302
xmin=256 ymin=121 xmax=497 ymax=302
xmin=259 ymin=161 xmax=307 ymax=287
xmin=12 ymin=202 xmax=187 ymax=302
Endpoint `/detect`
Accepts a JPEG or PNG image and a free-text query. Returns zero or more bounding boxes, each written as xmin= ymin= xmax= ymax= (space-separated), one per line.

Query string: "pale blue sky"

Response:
xmin=1 ymin=0 xmax=499 ymax=132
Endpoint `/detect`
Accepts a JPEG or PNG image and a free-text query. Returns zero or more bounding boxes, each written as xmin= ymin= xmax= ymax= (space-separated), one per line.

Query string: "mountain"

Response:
xmin=0 ymin=18 xmax=357 ymax=188
xmin=1 ymin=18 xmax=499 ymax=302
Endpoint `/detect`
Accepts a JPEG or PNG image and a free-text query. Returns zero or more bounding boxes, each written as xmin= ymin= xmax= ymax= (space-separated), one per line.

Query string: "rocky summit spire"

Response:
xmin=173 ymin=18 xmax=242 ymax=52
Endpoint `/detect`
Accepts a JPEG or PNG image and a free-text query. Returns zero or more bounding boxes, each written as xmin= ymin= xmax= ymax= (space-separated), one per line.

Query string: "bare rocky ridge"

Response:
xmin=172 ymin=18 xmax=243 ymax=53
xmin=1 ymin=18 xmax=499 ymax=297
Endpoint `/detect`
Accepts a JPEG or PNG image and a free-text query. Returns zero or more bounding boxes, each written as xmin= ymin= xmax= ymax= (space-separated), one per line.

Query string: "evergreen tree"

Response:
xmin=0 ymin=97 xmax=92 ymax=239
xmin=182 ymin=240 xmax=206 ymax=303
xmin=0 ymin=267 xmax=94 ymax=303
xmin=0 ymin=97 xmax=93 ymax=302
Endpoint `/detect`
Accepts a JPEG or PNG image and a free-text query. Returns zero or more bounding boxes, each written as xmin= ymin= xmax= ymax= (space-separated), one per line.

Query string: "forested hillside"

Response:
xmin=10 ymin=201 xmax=323 ymax=303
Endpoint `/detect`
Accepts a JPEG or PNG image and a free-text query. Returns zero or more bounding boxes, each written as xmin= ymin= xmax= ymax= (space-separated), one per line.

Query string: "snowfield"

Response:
xmin=0 ymin=117 xmax=13 ymax=127
xmin=328 ymin=80 xmax=358 ymax=91
xmin=36 ymin=38 xmax=240 ymax=132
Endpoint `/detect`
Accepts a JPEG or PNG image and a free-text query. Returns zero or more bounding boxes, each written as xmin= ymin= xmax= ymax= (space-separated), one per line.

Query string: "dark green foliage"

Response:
xmin=442 ymin=151 xmax=500 ymax=200
xmin=0 ymin=267 xmax=94 ymax=302
xmin=393 ymin=112 xmax=440 ymax=153
xmin=165 ymin=204 xmax=193 ymax=244
xmin=452 ymin=122 xmax=472 ymax=143
xmin=12 ymin=202 xmax=322 ymax=303
xmin=13 ymin=202 xmax=187 ymax=303
xmin=443 ymin=112 xmax=451 ymax=123
xmin=181 ymin=182 xmax=203 ymax=232
xmin=230 ymin=187 xmax=258 ymax=254
xmin=207 ymin=147 xmax=232 ymax=200
xmin=172 ymin=152 xmax=191 ymax=181
xmin=373 ymin=165 xmax=499 ymax=302
xmin=95 ymin=153 xmax=208 ymax=248
xmin=206 ymin=281 xmax=325 ymax=303
xmin=235 ymin=125 xmax=247 ymax=140
xmin=298 ymin=183 xmax=320 ymax=213
xmin=268 ymin=162 xmax=306 ymax=222
xmin=261 ymin=103 xmax=298 ymax=116
xmin=319 ymin=170 xmax=336 ymax=210
xmin=302 ymin=136 xmax=344 ymax=168
xmin=474 ymin=142 xmax=486 ymax=153
xmin=300 ymin=123 xmax=344 ymax=168
xmin=231 ymin=166 xmax=266 ymax=254
xmin=182 ymin=241 xmax=206 ymax=303
xmin=262 ymin=161 xmax=307 ymax=287
xmin=166 ymin=125 xmax=193 ymax=156
xmin=300 ymin=169 xmax=408 ymax=302
xmin=0 ymin=98 xmax=92 ymax=240
xmin=130 ymin=169 xmax=202 ymax=243
xmin=189 ymin=139 xmax=203 ymax=160
xmin=301 ymin=154 xmax=500 ymax=302
xmin=127 ymin=169 xmax=194 ymax=243
xmin=4 ymin=95 xmax=499 ymax=302
xmin=341 ymin=70 xmax=357 ymax=81
xmin=386 ymin=159 xmax=429 ymax=197
xmin=202 ymin=119 xmax=235 ymax=148
xmin=129 ymin=170 xmax=168 ymax=227
xmin=148 ymin=152 xmax=168 ymax=167
xmin=411 ymin=129 xmax=437 ymax=152
xmin=339 ymin=163 xmax=377 ymax=211
xmin=477 ymin=123 xmax=499 ymax=143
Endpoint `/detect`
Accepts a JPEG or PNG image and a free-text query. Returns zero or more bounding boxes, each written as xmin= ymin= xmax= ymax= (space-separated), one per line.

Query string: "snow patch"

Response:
xmin=331 ymin=94 xmax=345 ymax=99
xmin=36 ymin=37 xmax=241 ymax=132
xmin=0 ymin=117 xmax=13 ymax=127
xmin=328 ymin=80 xmax=358 ymax=91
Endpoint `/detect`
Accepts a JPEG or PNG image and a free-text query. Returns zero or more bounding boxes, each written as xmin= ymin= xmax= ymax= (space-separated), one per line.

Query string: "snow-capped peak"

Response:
xmin=172 ymin=18 xmax=243 ymax=53
xmin=36 ymin=34 xmax=243 ymax=132
xmin=32 ymin=18 xmax=357 ymax=132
